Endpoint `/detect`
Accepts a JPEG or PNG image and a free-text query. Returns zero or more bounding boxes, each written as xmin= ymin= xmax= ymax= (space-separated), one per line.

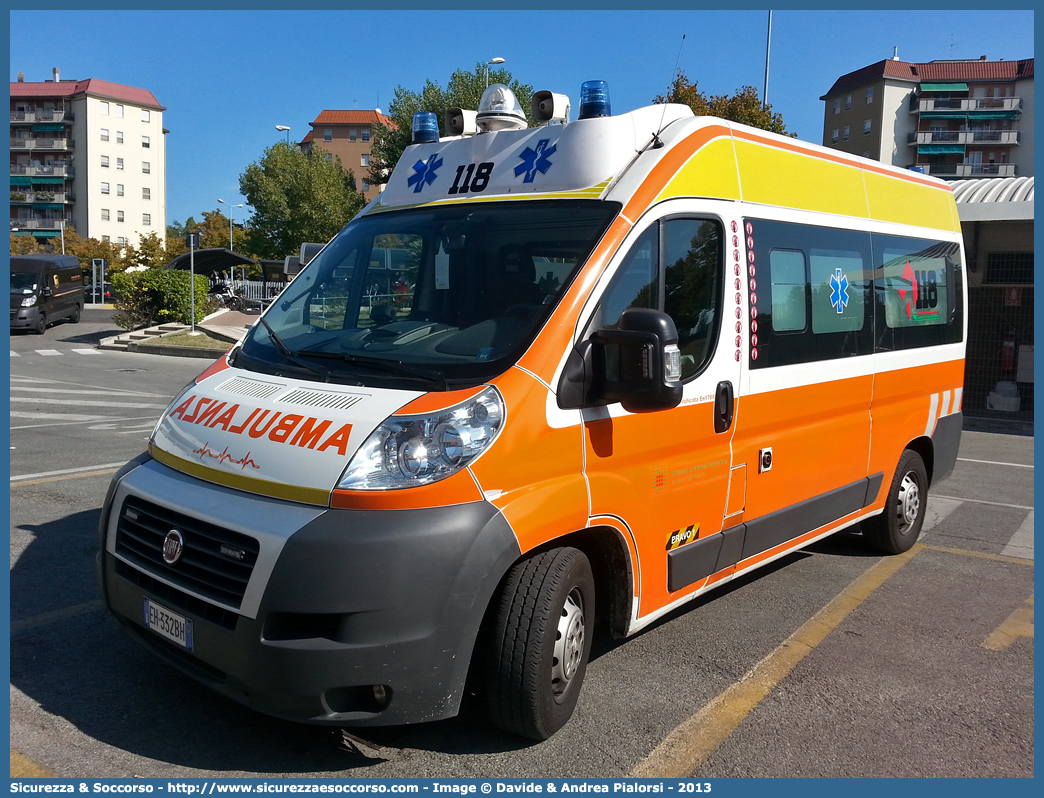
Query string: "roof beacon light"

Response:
xmin=412 ymin=112 xmax=440 ymax=144
xmin=476 ymin=84 xmax=527 ymax=133
xmin=579 ymin=80 xmax=611 ymax=120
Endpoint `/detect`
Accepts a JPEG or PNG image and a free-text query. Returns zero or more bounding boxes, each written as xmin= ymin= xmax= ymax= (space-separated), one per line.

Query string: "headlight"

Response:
xmin=338 ymin=386 xmax=505 ymax=490
xmin=21 ymin=295 xmax=37 ymax=307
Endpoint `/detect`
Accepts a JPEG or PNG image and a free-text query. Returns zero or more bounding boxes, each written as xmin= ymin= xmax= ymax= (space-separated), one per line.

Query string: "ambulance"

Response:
xmin=100 ymin=80 xmax=966 ymax=740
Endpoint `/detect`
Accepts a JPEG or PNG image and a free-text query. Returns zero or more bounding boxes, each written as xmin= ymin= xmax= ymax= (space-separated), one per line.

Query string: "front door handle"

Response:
xmin=714 ymin=380 xmax=734 ymax=433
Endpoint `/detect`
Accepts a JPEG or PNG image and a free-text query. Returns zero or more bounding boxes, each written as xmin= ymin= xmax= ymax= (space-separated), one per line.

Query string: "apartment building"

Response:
xmin=820 ymin=55 xmax=1033 ymax=179
xmin=10 ymin=69 xmax=166 ymax=249
xmin=299 ymin=109 xmax=392 ymax=202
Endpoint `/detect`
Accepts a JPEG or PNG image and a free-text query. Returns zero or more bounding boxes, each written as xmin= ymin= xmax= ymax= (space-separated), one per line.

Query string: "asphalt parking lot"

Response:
xmin=8 ymin=311 xmax=1034 ymax=779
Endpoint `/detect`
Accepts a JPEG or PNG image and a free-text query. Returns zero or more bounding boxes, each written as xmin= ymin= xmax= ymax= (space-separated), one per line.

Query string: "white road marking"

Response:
xmin=11 ymin=462 xmax=129 ymax=482
xmin=957 ymin=457 xmax=1033 ymax=469
xmin=922 ymin=496 xmax=963 ymax=533
xmin=9 ymin=397 xmax=167 ymax=409
xmin=36 ymin=350 xmax=62 ymax=356
xmin=1001 ymin=510 xmax=1034 ymax=561
xmin=10 ymin=386 xmax=167 ymax=397
xmin=10 ymin=350 xmax=18 ymax=357
xmin=934 ymin=494 xmax=1034 ymax=511
xmin=70 ymin=348 xmax=102 ymax=355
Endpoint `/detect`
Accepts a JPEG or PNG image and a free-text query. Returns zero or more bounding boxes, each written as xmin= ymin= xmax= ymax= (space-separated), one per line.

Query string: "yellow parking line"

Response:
xmin=630 ymin=545 xmax=920 ymax=778
xmin=10 ymin=750 xmax=59 ymax=777
xmin=982 ymin=595 xmax=1034 ymax=651
xmin=919 ymin=543 xmax=1033 ymax=566
xmin=10 ymin=468 xmax=118 ymax=487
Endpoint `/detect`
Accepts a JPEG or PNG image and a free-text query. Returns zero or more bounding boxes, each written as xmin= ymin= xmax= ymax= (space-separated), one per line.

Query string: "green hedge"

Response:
xmin=111 ymin=269 xmax=210 ymax=330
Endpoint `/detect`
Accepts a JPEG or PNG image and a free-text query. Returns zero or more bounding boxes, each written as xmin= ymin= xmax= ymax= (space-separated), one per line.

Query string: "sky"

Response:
xmin=9 ymin=6 xmax=1036 ymax=238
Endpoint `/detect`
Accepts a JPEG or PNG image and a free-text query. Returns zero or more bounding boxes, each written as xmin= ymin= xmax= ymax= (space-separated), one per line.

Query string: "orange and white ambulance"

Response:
xmin=100 ymin=81 xmax=966 ymax=739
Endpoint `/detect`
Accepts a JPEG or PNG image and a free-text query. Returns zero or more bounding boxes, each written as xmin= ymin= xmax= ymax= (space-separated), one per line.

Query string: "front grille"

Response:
xmin=115 ymin=559 xmax=240 ymax=630
xmin=115 ymin=496 xmax=259 ymax=609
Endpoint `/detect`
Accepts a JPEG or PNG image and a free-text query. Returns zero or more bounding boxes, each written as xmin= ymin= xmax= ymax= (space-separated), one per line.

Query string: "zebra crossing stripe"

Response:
xmin=37 ymin=350 xmax=62 ymax=356
xmin=70 ymin=348 xmax=102 ymax=355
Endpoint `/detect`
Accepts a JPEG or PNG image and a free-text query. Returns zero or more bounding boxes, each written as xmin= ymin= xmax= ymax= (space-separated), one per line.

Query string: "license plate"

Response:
xmin=143 ymin=599 xmax=194 ymax=651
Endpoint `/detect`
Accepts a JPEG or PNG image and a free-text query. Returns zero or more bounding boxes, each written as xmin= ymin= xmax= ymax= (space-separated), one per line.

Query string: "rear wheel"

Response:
xmin=69 ymin=304 xmax=81 ymax=323
xmin=864 ymin=449 xmax=928 ymax=554
xmin=486 ymin=547 xmax=594 ymax=740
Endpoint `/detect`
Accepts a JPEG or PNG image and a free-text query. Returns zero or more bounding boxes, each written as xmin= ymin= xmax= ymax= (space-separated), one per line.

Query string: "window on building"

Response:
xmin=833 ymin=98 xmax=840 ymax=115
xmin=866 ymin=87 xmax=874 ymax=104
xmin=142 ymin=162 xmax=150 ymax=174
xmin=117 ymin=237 xmax=127 ymax=246
xmin=325 ymin=153 xmax=333 ymax=161
xmin=116 ymin=158 xmax=124 ymax=170
xmin=116 ymin=131 xmax=123 ymax=144
xmin=361 ymin=129 xmax=371 ymax=142
xmin=843 ymin=126 xmax=850 ymax=142
xmin=102 ymin=235 xmax=110 ymax=243
xmin=323 ymin=129 xmax=332 ymax=142
xmin=142 ymin=187 xmax=151 ymax=200
xmin=831 ymin=129 xmax=839 ymax=144
xmin=101 ymin=209 xmax=110 ymax=221
xmin=115 ymin=104 xmax=124 ymax=118
xmin=361 ymin=154 xmax=370 ymax=167
xmin=117 ymin=184 xmax=124 ymax=197
xmin=100 ymin=102 xmax=109 ymax=115
xmin=845 ymin=94 xmax=852 ymax=110
xmin=143 ymin=213 xmax=151 ymax=226
xmin=101 ymin=182 xmax=110 ymax=194
xmin=101 ymin=155 xmax=110 ymax=168
xmin=117 ymin=210 xmax=124 ymax=223
xmin=349 ymin=129 xmax=357 ymax=141
xmin=361 ymin=179 xmax=370 ymax=192
xmin=863 ymin=119 xmax=872 ymax=135
xmin=141 ymin=109 xmax=150 ymax=123
xmin=142 ymin=136 xmax=150 ymax=148
xmin=100 ymin=128 xmax=109 ymax=141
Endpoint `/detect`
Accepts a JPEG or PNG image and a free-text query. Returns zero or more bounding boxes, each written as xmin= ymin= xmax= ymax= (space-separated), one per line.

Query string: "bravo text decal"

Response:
xmin=666 ymin=523 xmax=700 ymax=551
xmin=169 ymin=395 xmax=354 ymax=456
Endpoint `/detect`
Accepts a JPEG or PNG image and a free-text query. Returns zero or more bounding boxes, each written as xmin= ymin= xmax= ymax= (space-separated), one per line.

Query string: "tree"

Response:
xmin=239 ymin=141 xmax=366 ymax=260
xmin=368 ymin=63 xmax=535 ymax=186
xmin=655 ymin=70 xmax=795 ymax=137
xmin=10 ymin=234 xmax=40 ymax=255
xmin=133 ymin=231 xmax=167 ymax=269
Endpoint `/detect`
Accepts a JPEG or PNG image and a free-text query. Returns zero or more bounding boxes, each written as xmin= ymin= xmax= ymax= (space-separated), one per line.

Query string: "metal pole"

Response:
xmin=229 ymin=215 xmax=234 ymax=251
xmin=60 ymin=220 xmax=64 ymax=254
xmin=763 ymin=10 xmax=772 ymax=111
xmin=190 ymin=236 xmax=196 ymax=334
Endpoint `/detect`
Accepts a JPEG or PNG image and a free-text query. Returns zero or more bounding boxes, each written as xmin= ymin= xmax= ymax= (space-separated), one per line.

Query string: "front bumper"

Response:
xmin=100 ymin=458 xmax=520 ymax=726
xmin=10 ymin=306 xmax=41 ymax=329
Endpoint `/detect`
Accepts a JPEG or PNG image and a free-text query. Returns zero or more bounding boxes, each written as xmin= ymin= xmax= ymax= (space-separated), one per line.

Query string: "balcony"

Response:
xmin=10 ymin=191 xmax=69 ymax=204
xmin=908 ymin=130 xmax=1020 ymax=145
xmin=913 ymin=96 xmax=1022 ymax=113
xmin=11 ymin=218 xmax=71 ymax=230
xmin=9 ymin=138 xmax=72 ymax=151
xmin=9 ymin=110 xmax=71 ymax=123
xmin=917 ymin=163 xmax=1016 ymax=178
xmin=10 ymin=164 xmax=74 ymax=177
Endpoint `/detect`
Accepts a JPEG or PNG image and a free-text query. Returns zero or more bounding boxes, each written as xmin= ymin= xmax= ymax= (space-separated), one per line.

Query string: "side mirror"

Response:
xmin=41 ymin=287 xmax=54 ymax=298
xmin=558 ymin=308 xmax=683 ymax=413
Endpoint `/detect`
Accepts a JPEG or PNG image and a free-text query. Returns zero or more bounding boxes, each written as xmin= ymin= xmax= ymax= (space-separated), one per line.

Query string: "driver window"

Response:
xmin=586 ymin=225 xmax=659 ymax=335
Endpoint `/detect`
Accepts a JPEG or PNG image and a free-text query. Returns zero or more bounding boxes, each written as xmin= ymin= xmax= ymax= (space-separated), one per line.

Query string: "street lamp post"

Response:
xmin=485 ymin=57 xmax=506 ymax=87
xmin=217 ymin=198 xmax=243 ymax=251
xmin=275 ymin=125 xmax=291 ymax=145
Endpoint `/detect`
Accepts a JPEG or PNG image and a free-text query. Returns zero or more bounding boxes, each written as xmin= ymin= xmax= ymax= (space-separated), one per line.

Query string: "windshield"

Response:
xmin=11 ymin=273 xmax=40 ymax=295
xmin=235 ymin=200 xmax=620 ymax=388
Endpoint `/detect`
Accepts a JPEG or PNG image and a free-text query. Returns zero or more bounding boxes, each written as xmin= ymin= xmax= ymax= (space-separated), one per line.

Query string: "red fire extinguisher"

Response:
xmin=1001 ymin=336 xmax=1016 ymax=372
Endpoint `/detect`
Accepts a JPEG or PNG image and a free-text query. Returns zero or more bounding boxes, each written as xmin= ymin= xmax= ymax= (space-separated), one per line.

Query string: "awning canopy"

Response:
xmin=30 ymin=176 xmax=65 ymax=185
xmin=32 ymin=203 xmax=64 ymax=210
xmin=163 ymin=248 xmax=257 ymax=276
xmin=918 ymin=144 xmax=965 ymax=155
xmin=32 ymin=123 xmax=66 ymax=132
xmin=968 ymin=111 xmax=1019 ymax=120
xmin=11 ymin=176 xmax=31 ymax=186
xmin=920 ymin=111 xmax=967 ymax=119
xmin=920 ymin=83 xmax=969 ymax=93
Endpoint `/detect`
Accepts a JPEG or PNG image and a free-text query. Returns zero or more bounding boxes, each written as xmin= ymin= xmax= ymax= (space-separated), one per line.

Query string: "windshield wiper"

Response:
xmin=293 ymin=349 xmax=447 ymax=390
xmin=258 ymin=317 xmax=329 ymax=382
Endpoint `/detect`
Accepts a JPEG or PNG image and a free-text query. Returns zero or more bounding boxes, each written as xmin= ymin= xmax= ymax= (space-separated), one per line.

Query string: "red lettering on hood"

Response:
xmin=268 ymin=414 xmax=304 ymax=444
xmin=227 ymin=407 xmax=262 ymax=435
xmin=208 ymin=403 xmax=241 ymax=431
xmin=170 ymin=394 xmax=196 ymax=419
xmin=290 ymin=418 xmax=332 ymax=449
xmin=248 ymin=410 xmax=281 ymax=438
xmin=317 ymin=423 xmax=354 ymax=456
xmin=182 ymin=397 xmax=212 ymax=424
xmin=196 ymin=401 xmax=227 ymax=427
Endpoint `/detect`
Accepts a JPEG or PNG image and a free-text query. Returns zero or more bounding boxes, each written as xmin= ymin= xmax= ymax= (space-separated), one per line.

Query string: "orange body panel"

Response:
xmin=331 ymin=467 xmax=482 ymax=510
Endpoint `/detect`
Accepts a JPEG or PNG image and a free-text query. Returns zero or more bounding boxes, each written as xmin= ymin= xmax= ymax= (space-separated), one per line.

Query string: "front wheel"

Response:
xmin=486 ymin=547 xmax=595 ymax=740
xmin=32 ymin=313 xmax=46 ymax=335
xmin=864 ymin=449 xmax=928 ymax=554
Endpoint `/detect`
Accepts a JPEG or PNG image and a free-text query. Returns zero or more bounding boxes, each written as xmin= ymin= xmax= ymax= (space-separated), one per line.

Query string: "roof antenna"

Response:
xmin=651 ymin=34 xmax=685 ymax=149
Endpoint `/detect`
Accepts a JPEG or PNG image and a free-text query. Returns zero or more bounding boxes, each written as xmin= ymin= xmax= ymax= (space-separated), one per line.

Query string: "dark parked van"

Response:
xmin=10 ymin=254 xmax=84 ymax=334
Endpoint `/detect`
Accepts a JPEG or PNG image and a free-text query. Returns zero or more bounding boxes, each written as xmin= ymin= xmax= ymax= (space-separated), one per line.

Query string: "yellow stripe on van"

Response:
xmin=368 ymin=179 xmax=616 ymax=213
xmin=656 ymin=137 xmax=741 ymax=203
xmin=150 ymin=445 xmax=331 ymax=507
xmin=863 ymin=170 xmax=961 ymax=233
xmin=733 ymin=139 xmax=870 ymax=219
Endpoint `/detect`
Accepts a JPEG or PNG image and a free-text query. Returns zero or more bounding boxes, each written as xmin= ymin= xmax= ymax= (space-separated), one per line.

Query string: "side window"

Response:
xmin=663 ymin=218 xmax=722 ymax=379
xmin=746 ymin=218 xmax=872 ymax=368
xmin=586 ymin=217 xmax=723 ymax=382
xmin=873 ymin=234 xmax=963 ymax=351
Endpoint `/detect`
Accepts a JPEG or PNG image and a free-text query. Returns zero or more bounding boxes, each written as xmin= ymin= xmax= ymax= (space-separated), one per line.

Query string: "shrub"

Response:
xmin=111 ymin=269 xmax=210 ymax=329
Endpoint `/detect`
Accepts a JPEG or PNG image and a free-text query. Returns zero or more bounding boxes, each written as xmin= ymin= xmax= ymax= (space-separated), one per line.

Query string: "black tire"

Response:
xmin=32 ymin=313 xmax=46 ymax=335
xmin=486 ymin=547 xmax=595 ymax=740
xmin=864 ymin=449 xmax=928 ymax=554
xmin=69 ymin=304 xmax=81 ymax=323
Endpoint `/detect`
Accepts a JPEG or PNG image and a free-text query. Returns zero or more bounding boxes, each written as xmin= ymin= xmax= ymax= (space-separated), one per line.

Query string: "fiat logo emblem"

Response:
xmin=162 ymin=529 xmax=185 ymax=564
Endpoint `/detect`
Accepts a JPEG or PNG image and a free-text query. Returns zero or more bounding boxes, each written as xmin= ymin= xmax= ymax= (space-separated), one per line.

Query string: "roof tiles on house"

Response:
xmin=9 ymin=78 xmax=165 ymax=110
xmin=821 ymin=58 xmax=1033 ymax=99
xmin=310 ymin=109 xmax=394 ymax=127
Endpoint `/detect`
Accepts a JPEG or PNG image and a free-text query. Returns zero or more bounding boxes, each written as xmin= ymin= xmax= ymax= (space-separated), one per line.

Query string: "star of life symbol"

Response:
xmin=407 ymin=154 xmax=443 ymax=193
xmin=829 ymin=268 xmax=849 ymax=314
xmin=514 ymin=139 xmax=556 ymax=183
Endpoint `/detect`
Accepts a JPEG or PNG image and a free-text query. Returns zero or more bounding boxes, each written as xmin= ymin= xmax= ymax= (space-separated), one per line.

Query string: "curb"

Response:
xmin=126 ymin=341 xmax=226 ymax=359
